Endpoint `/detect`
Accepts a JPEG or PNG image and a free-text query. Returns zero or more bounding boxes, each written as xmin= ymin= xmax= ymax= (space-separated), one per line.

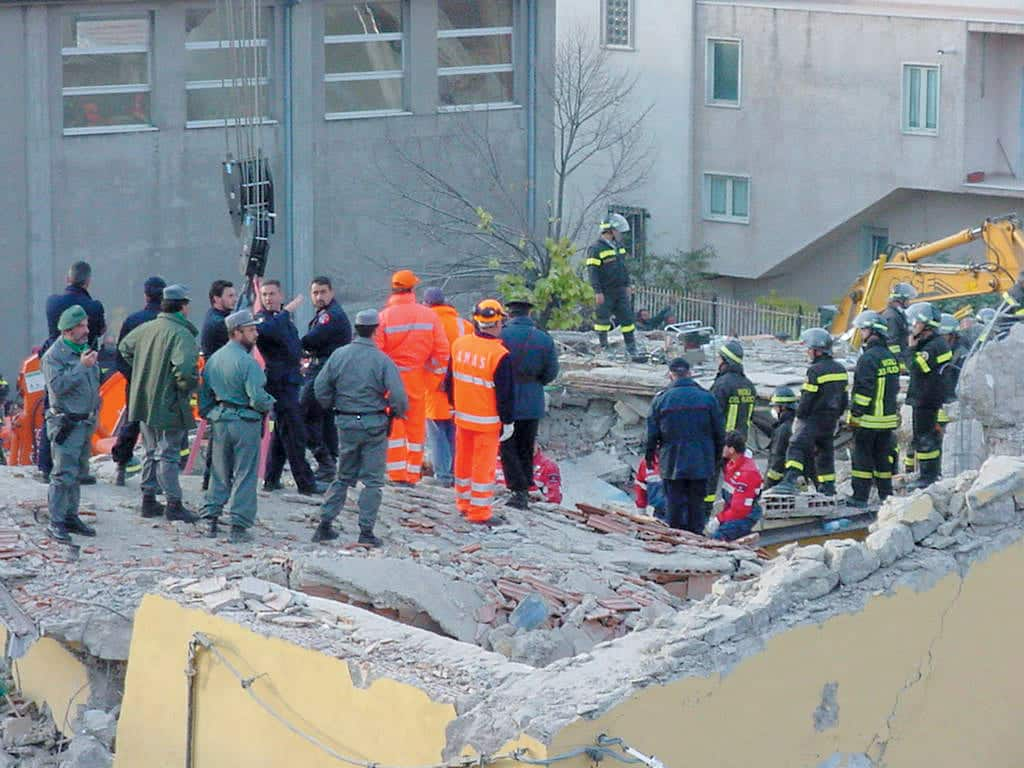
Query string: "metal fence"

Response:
xmin=632 ymin=286 xmax=815 ymax=338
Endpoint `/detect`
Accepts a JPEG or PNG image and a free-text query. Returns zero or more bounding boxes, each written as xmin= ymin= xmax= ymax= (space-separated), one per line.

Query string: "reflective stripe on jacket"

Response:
xmin=850 ymin=337 xmax=900 ymax=430
xmin=452 ymin=333 xmax=509 ymax=432
xmin=375 ymin=293 xmax=450 ymax=375
xmin=426 ymin=305 xmax=471 ymax=420
xmin=797 ymin=355 xmax=849 ymax=421
xmin=710 ymin=363 xmax=756 ymax=433
xmin=907 ymin=332 xmax=952 ymax=409
xmin=586 ymin=238 xmax=631 ymax=291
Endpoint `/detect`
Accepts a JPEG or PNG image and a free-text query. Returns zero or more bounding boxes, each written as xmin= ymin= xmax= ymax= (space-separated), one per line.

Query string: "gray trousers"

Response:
xmin=140 ymin=424 xmax=187 ymax=501
xmin=203 ymin=419 xmax=261 ymax=528
xmin=47 ymin=416 xmax=93 ymax=525
xmin=320 ymin=416 xmax=388 ymax=533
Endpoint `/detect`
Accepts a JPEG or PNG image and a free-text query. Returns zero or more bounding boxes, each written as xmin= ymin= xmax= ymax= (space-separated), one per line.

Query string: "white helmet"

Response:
xmin=600 ymin=212 xmax=630 ymax=235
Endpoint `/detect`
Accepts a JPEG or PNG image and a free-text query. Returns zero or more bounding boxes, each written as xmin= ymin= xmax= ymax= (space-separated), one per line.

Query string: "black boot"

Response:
xmin=506 ymin=490 xmax=529 ymax=510
xmin=597 ymin=331 xmax=609 ymax=349
xmin=47 ymin=522 xmax=72 ymax=543
xmin=765 ymin=469 xmax=800 ymax=495
xmin=229 ymin=526 xmax=254 ymax=544
xmin=312 ymin=521 xmax=338 ymax=543
xmin=206 ymin=517 xmax=220 ymax=539
xmin=262 ymin=480 xmax=283 ymax=492
xmin=358 ymin=530 xmax=382 ymax=548
xmin=298 ymin=481 xmax=327 ymax=496
xmin=165 ymin=499 xmax=199 ymax=524
xmin=818 ymin=481 xmax=836 ymax=497
xmin=843 ymin=496 xmax=869 ymax=509
xmin=65 ymin=516 xmax=96 ymax=537
xmin=115 ymin=466 xmax=126 ymax=487
xmin=141 ymin=494 xmax=165 ymax=518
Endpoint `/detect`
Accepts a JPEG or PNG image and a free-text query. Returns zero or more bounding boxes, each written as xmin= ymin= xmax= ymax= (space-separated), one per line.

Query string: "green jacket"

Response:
xmin=119 ymin=312 xmax=199 ymax=430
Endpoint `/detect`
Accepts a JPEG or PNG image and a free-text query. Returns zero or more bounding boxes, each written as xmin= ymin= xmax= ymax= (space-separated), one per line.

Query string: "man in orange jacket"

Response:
xmin=423 ymin=287 xmax=470 ymax=487
xmin=375 ymin=270 xmax=450 ymax=485
xmin=450 ymin=299 xmax=516 ymax=525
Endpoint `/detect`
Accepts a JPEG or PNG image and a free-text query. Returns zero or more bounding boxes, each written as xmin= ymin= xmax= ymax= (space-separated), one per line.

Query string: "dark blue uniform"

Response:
xmin=300 ymin=300 xmax=352 ymax=473
xmin=201 ymin=307 xmax=231 ymax=359
xmin=256 ymin=309 xmax=316 ymax=492
xmin=110 ymin=300 xmax=161 ymax=468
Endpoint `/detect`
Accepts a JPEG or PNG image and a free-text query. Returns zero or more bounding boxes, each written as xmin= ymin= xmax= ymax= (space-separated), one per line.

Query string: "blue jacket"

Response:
xmin=45 ymin=285 xmax=106 ymax=346
xmin=116 ymin=300 xmax=161 ymax=377
xmin=500 ymin=316 xmax=559 ymax=420
xmin=255 ymin=308 xmax=303 ymax=390
xmin=201 ymin=307 xmax=231 ymax=358
xmin=301 ymin=299 xmax=352 ymax=366
xmin=646 ymin=377 xmax=725 ymax=481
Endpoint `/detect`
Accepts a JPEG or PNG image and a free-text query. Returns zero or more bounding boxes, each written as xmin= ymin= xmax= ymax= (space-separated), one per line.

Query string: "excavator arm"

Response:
xmin=831 ymin=214 xmax=1024 ymax=336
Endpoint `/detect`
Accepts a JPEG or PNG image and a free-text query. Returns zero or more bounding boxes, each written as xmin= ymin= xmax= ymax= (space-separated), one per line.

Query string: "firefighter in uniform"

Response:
xmin=846 ymin=311 xmax=900 ymax=508
xmin=376 ymin=270 xmax=450 ymax=486
xmin=905 ymin=302 xmax=952 ymax=490
xmin=1001 ymin=270 xmax=1024 ymax=319
xmin=300 ymin=276 xmax=352 ymax=482
xmin=881 ymin=282 xmax=917 ymax=367
xmin=937 ymin=313 xmax=965 ymax=434
xmin=707 ymin=339 xmax=755 ymax=508
xmin=450 ymin=300 xmax=516 ymax=526
xmin=586 ymin=214 xmax=638 ymax=358
xmin=764 ymin=385 xmax=810 ymax=489
xmin=767 ymin=328 xmax=848 ymax=497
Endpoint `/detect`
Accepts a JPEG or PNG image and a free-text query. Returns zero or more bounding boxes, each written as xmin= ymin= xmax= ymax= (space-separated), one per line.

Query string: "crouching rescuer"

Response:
xmin=768 ymin=328 xmax=848 ymax=496
xmin=846 ymin=310 xmax=900 ymax=508
xmin=706 ymin=431 xmax=762 ymax=541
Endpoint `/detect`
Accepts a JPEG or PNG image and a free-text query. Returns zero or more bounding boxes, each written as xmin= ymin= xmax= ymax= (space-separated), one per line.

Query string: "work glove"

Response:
xmin=500 ymin=423 xmax=515 ymax=442
xmin=704 ymin=516 xmax=721 ymax=537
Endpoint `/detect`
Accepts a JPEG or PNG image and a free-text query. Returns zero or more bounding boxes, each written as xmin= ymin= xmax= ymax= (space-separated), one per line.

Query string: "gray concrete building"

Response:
xmin=557 ymin=0 xmax=1024 ymax=306
xmin=0 ymin=0 xmax=555 ymax=377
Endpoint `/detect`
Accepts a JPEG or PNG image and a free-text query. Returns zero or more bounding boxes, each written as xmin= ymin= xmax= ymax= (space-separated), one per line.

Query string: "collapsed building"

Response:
xmin=0 ymin=330 xmax=1022 ymax=767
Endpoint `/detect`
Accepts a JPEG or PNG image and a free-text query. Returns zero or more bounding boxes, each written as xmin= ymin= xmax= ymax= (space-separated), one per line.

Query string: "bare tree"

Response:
xmin=375 ymin=25 xmax=654 ymax=293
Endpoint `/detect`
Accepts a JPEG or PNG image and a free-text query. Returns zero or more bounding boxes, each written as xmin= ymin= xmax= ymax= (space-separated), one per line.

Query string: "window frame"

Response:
xmin=705 ymin=36 xmax=742 ymax=109
xmin=323 ymin=1 xmax=408 ymax=120
xmin=61 ymin=13 xmax=156 ymax=136
xmin=703 ymin=172 xmax=751 ymax=225
xmin=185 ymin=11 xmax=275 ymax=129
xmin=901 ymin=62 xmax=940 ymax=136
xmin=601 ymin=0 xmax=635 ymax=51
xmin=436 ymin=0 xmax=516 ymax=112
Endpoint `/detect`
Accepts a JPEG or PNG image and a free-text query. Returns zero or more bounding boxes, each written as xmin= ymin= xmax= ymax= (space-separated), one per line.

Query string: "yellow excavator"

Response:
xmin=830 ymin=213 xmax=1024 ymax=337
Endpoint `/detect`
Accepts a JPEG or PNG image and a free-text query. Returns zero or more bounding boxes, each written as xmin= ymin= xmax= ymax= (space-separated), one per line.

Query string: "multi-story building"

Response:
xmin=558 ymin=0 xmax=1024 ymax=305
xmin=0 ymin=0 xmax=555 ymax=376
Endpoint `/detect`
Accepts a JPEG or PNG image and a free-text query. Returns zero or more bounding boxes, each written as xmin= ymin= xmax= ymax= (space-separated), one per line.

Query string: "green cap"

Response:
xmin=58 ymin=305 xmax=88 ymax=332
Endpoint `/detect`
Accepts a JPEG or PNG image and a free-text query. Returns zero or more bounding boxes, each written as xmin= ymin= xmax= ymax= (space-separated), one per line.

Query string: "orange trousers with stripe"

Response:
xmin=387 ymin=370 xmax=426 ymax=484
xmin=453 ymin=426 xmax=500 ymax=522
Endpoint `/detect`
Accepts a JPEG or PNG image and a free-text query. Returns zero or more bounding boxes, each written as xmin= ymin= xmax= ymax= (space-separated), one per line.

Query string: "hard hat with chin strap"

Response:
xmin=599 ymin=212 xmax=630 ymax=235
xmin=473 ymin=299 xmax=507 ymax=327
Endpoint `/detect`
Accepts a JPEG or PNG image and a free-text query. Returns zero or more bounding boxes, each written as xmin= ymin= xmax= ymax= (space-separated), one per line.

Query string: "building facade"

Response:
xmin=557 ymin=0 xmax=1024 ymax=306
xmin=0 ymin=0 xmax=555 ymax=377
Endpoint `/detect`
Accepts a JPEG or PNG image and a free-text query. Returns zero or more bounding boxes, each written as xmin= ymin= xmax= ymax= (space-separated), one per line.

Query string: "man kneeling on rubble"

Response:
xmin=705 ymin=431 xmax=763 ymax=541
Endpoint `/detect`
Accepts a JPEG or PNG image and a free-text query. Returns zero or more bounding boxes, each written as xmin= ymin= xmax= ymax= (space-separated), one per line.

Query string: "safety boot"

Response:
xmin=141 ymin=494 xmax=165 ymax=518
xmin=115 ymin=466 xmax=126 ymax=487
xmin=358 ymin=530 xmax=383 ymax=548
xmin=843 ymin=496 xmax=869 ymax=509
xmin=312 ymin=521 xmax=339 ymax=543
xmin=229 ymin=526 xmax=254 ymax=544
xmin=47 ymin=522 xmax=72 ymax=543
xmin=506 ymin=491 xmax=529 ymax=510
xmin=817 ymin=481 xmax=836 ymax=497
xmin=165 ymin=499 xmax=199 ymax=524
xmin=764 ymin=470 xmax=800 ymax=496
xmin=65 ymin=515 xmax=96 ymax=537
xmin=206 ymin=517 xmax=220 ymax=539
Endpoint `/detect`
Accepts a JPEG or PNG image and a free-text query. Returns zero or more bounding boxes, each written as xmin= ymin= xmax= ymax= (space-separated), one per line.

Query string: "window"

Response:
xmin=602 ymin=0 xmax=633 ymax=49
xmin=706 ymin=38 xmax=740 ymax=107
xmin=903 ymin=64 xmax=939 ymax=134
xmin=62 ymin=15 xmax=152 ymax=132
xmin=704 ymin=174 xmax=749 ymax=223
xmin=437 ymin=0 xmax=514 ymax=108
xmin=862 ymin=227 xmax=889 ymax=268
xmin=186 ymin=8 xmax=272 ymax=126
xmin=324 ymin=1 xmax=404 ymax=118
xmin=608 ymin=205 xmax=648 ymax=262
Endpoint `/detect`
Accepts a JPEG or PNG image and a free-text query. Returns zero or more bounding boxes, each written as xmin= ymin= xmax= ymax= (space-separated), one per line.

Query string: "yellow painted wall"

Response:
xmin=550 ymin=538 xmax=1024 ymax=768
xmin=114 ymin=596 xmax=546 ymax=768
xmin=4 ymin=627 xmax=91 ymax=738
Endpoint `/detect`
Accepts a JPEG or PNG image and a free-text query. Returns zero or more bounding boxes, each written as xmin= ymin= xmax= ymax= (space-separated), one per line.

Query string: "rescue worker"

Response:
xmin=645 ymin=357 xmax=724 ymax=533
xmin=881 ymin=282 xmax=917 ymax=365
xmin=256 ymin=280 xmax=323 ymax=495
xmin=450 ymin=299 xmax=515 ymax=526
xmin=41 ymin=306 xmax=99 ymax=542
xmin=375 ymin=270 xmax=449 ymax=486
xmin=1001 ymin=270 xmax=1024 ymax=319
xmin=40 ymin=261 xmax=107 ymax=483
xmin=764 ymin=385 xmax=808 ymax=489
xmin=973 ymin=307 xmax=997 ymax=346
xmin=198 ymin=309 xmax=275 ymax=544
xmin=499 ymin=295 xmax=559 ymax=510
xmin=634 ymin=455 xmax=666 ymax=520
xmin=118 ymin=284 xmax=200 ymax=523
xmin=300 ymin=276 xmax=352 ymax=482
xmin=111 ymin=276 xmax=166 ymax=485
xmin=423 ymin=287 xmax=470 ymax=487
xmin=707 ymin=431 xmax=763 ymax=541
xmin=845 ymin=311 xmax=900 ymax=508
xmin=905 ymin=302 xmax=952 ymax=490
xmin=707 ymin=339 xmax=756 ymax=509
xmin=586 ymin=214 xmax=638 ymax=357
xmin=767 ymin=328 xmax=848 ymax=497
xmin=200 ymin=280 xmax=237 ymax=358
xmin=938 ymin=313 xmax=966 ymax=429
xmin=312 ymin=309 xmax=408 ymax=547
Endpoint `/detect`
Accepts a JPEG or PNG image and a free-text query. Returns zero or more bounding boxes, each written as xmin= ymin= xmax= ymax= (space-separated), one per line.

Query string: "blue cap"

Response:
xmin=423 ymin=287 xmax=446 ymax=306
xmin=668 ymin=357 xmax=690 ymax=374
xmin=143 ymin=276 xmax=167 ymax=299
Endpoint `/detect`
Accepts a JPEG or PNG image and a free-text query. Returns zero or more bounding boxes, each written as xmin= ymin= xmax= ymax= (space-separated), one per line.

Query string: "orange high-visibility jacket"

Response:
xmin=375 ymin=293 xmax=450 ymax=374
xmin=452 ymin=333 xmax=509 ymax=432
xmin=426 ymin=305 xmax=471 ymax=420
